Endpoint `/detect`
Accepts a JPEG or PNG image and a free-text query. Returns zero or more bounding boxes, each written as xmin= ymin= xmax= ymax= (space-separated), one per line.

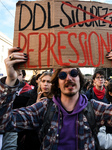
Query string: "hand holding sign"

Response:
xmin=3 ymin=46 xmax=112 ymax=87
xmin=13 ymin=0 xmax=112 ymax=69
xmin=106 ymin=51 xmax=112 ymax=60
xmin=4 ymin=47 xmax=28 ymax=86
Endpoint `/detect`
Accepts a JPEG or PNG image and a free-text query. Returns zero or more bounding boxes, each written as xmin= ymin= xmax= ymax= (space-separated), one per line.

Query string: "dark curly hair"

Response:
xmin=51 ymin=67 xmax=85 ymax=97
xmin=92 ymin=70 xmax=105 ymax=80
xmin=106 ymin=82 xmax=112 ymax=103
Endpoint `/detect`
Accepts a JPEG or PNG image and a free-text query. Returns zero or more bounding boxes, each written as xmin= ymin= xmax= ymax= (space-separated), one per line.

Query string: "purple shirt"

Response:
xmin=53 ymin=94 xmax=87 ymax=150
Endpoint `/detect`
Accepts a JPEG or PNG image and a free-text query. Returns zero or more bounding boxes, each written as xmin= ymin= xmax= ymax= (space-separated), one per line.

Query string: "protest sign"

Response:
xmin=13 ymin=0 xmax=112 ymax=69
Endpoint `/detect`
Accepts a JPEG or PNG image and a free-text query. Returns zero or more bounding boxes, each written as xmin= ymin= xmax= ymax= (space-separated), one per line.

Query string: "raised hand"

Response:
xmin=106 ymin=51 xmax=112 ymax=60
xmin=4 ymin=47 xmax=28 ymax=86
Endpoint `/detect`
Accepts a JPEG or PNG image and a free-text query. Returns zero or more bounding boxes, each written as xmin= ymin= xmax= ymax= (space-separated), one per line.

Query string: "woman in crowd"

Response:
xmin=27 ymin=71 xmax=52 ymax=105
xmin=21 ymin=71 xmax=53 ymax=150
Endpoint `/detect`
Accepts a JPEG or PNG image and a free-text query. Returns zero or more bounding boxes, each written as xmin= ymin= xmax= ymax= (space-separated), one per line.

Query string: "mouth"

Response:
xmin=65 ymin=83 xmax=75 ymax=88
xmin=44 ymin=88 xmax=48 ymax=90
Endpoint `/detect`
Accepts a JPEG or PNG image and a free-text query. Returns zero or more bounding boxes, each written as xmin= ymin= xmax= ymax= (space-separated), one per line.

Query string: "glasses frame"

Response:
xmin=58 ymin=69 xmax=79 ymax=80
xmin=95 ymin=76 xmax=104 ymax=80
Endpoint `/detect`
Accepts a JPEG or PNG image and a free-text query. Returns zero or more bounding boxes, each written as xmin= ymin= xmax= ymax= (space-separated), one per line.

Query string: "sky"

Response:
xmin=0 ymin=0 xmax=112 ymax=75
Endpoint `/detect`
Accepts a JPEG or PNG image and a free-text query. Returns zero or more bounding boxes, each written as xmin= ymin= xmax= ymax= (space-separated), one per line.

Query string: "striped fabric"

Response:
xmin=0 ymin=77 xmax=112 ymax=150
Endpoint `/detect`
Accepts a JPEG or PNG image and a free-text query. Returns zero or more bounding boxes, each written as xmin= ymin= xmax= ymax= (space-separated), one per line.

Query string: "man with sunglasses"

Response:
xmin=1 ymin=47 xmax=112 ymax=150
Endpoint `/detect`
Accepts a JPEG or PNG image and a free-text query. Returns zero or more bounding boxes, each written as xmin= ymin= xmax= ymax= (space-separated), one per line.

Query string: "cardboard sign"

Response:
xmin=13 ymin=0 xmax=112 ymax=69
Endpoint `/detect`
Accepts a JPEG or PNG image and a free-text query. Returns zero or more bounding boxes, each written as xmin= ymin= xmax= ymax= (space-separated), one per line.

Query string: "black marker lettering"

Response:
xmin=76 ymin=4 xmax=84 ymax=27
xmin=33 ymin=3 xmax=46 ymax=30
xmin=60 ymin=2 xmax=73 ymax=27
xmin=19 ymin=4 xmax=32 ymax=31
xmin=48 ymin=2 xmax=59 ymax=28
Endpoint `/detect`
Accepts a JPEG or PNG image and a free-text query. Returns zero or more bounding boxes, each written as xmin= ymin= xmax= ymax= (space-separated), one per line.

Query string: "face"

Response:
xmin=58 ymin=68 xmax=80 ymax=97
xmin=17 ymin=70 xmax=24 ymax=82
xmin=104 ymin=80 xmax=109 ymax=87
xmin=40 ymin=75 xmax=52 ymax=94
xmin=94 ymin=73 xmax=105 ymax=88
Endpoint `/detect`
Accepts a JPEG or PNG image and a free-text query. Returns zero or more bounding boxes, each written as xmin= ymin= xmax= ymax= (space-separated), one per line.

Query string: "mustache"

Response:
xmin=64 ymin=81 xmax=76 ymax=87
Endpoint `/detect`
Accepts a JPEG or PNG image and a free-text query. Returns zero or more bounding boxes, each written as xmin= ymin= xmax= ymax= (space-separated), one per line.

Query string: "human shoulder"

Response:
xmin=86 ymin=87 xmax=93 ymax=94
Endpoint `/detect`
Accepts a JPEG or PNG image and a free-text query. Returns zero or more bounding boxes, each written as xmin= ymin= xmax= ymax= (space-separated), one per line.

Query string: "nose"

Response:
xmin=44 ymin=81 xmax=48 ymax=85
xmin=66 ymin=73 xmax=72 ymax=80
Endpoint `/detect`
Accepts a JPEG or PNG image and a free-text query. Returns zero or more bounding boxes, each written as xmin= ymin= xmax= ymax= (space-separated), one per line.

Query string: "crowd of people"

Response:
xmin=0 ymin=47 xmax=112 ymax=149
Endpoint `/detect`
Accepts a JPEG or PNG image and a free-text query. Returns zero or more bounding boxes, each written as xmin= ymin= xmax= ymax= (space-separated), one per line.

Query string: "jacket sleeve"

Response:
xmin=91 ymin=99 xmax=112 ymax=127
xmin=0 ymin=77 xmax=47 ymax=133
xmin=97 ymin=126 xmax=112 ymax=149
xmin=2 ymin=132 xmax=18 ymax=150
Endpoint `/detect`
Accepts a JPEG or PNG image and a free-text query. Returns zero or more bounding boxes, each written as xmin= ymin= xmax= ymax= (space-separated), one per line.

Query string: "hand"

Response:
xmin=36 ymin=91 xmax=44 ymax=102
xmin=4 ymin=47 xmax=28 ymax=86
xmin=106 ymin=51 xmax=112 ymax=60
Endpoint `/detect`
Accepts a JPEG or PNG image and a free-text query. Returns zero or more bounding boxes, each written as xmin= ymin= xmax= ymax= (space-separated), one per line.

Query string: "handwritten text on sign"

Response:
xmin=13 ymin=0 xmax=112 ymax=69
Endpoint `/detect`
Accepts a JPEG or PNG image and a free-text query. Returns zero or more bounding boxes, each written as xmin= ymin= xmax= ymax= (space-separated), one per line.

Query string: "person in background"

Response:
xmin=0 ymin=69 xmax=28 ymax=150
xmin=105 ymin=80 xmax=112 ymax=103
xmin=22 ymin=71 xmax=52 ymax=150
xmin=81 ymin=80 xmax=91 ymax=94
xmin=29 ymin=75 xmax=36 ymax=87
xmin=36 ymin=71 xmax=53 ymax=102
xmin=13 ymin=69 xmax=33 ymax=109
xmin=97 ymin=81 xmax=112 ymax=150
xmin=26 ymin=73 xmax=42 ymax=106
xmin=86 ymin=70 xmax=109 ymax=104
xmin=1 ymin=47 xmax=112 ymax=150
xmin=104 ymin=78 xmax=110 ymax=88
xmin=12 ymin=69 xmax=33 ymax=150
xmin=27 ymin=71 xmax=52 ymax=106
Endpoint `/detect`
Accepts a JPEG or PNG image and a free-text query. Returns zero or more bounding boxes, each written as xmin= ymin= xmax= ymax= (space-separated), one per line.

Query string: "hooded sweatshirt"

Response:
xmin=53 ymin=94 xmax=88 ymax=150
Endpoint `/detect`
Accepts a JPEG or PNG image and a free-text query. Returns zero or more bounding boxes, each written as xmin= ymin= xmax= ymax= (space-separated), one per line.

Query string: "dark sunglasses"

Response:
xmin=58 ymin=69 xmax=78 ymax=80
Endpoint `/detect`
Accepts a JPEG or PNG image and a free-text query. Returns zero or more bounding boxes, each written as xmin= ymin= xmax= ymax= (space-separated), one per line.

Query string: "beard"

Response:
xmin=64 ymin=91 xmax=77 ymax=97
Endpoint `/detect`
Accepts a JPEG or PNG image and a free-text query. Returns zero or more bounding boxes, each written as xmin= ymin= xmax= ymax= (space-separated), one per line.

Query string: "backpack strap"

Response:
xmin=89 ymin=88 xmax=94 ymax=101
xmin=84 ymin=101 xmax=100 ymax=150
xmin=40 ymin=100 xmax=54 ymax=139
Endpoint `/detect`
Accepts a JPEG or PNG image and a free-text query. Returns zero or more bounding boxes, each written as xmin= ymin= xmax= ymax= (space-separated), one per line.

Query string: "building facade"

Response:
xmin=0 ymin=31 xmax=13 ymax=78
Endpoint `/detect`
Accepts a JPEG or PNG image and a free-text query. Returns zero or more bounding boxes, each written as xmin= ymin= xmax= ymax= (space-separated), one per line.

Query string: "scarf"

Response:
xmin=93 ymin=86 xmax=105 ymax=100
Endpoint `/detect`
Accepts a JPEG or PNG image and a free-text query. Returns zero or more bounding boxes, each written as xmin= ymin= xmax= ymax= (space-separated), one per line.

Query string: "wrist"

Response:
xmin=5 ymin=77 xmax=17 ymax=87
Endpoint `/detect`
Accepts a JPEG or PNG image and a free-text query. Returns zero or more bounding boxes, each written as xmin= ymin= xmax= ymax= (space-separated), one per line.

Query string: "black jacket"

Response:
xmin=85 ymin=87 xmax=109 ymax=104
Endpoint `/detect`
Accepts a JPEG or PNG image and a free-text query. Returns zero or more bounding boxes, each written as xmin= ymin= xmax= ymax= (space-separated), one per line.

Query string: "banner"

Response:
xmin=13 ymin=0 xmax=112 ymax=69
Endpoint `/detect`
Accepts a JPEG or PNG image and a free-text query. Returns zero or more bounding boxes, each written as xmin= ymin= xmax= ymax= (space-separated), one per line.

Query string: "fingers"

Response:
xmin=7 ymin=47 xmax=28 ymax=64
xmin=38 ymin=91 xmax=43 ymax=98
xmin=36 ymin=91 xmax=43 ymax=102
xmin=8 ymin=53 xmax=28 ymax=61
xmin=4 ymin=53 xmax=28 ymax=68
xmin=8 ymin=47 xmax=22 ymax=56
xmin=106 ymin=51 xmax=112 ymax=60
xmin=4 ymin=47 xmax=28 ymax=85
xmin=38 ymin=91 xmax=43 ymax=95
xmin=5 ymin=47 xmax=28 ymax=67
